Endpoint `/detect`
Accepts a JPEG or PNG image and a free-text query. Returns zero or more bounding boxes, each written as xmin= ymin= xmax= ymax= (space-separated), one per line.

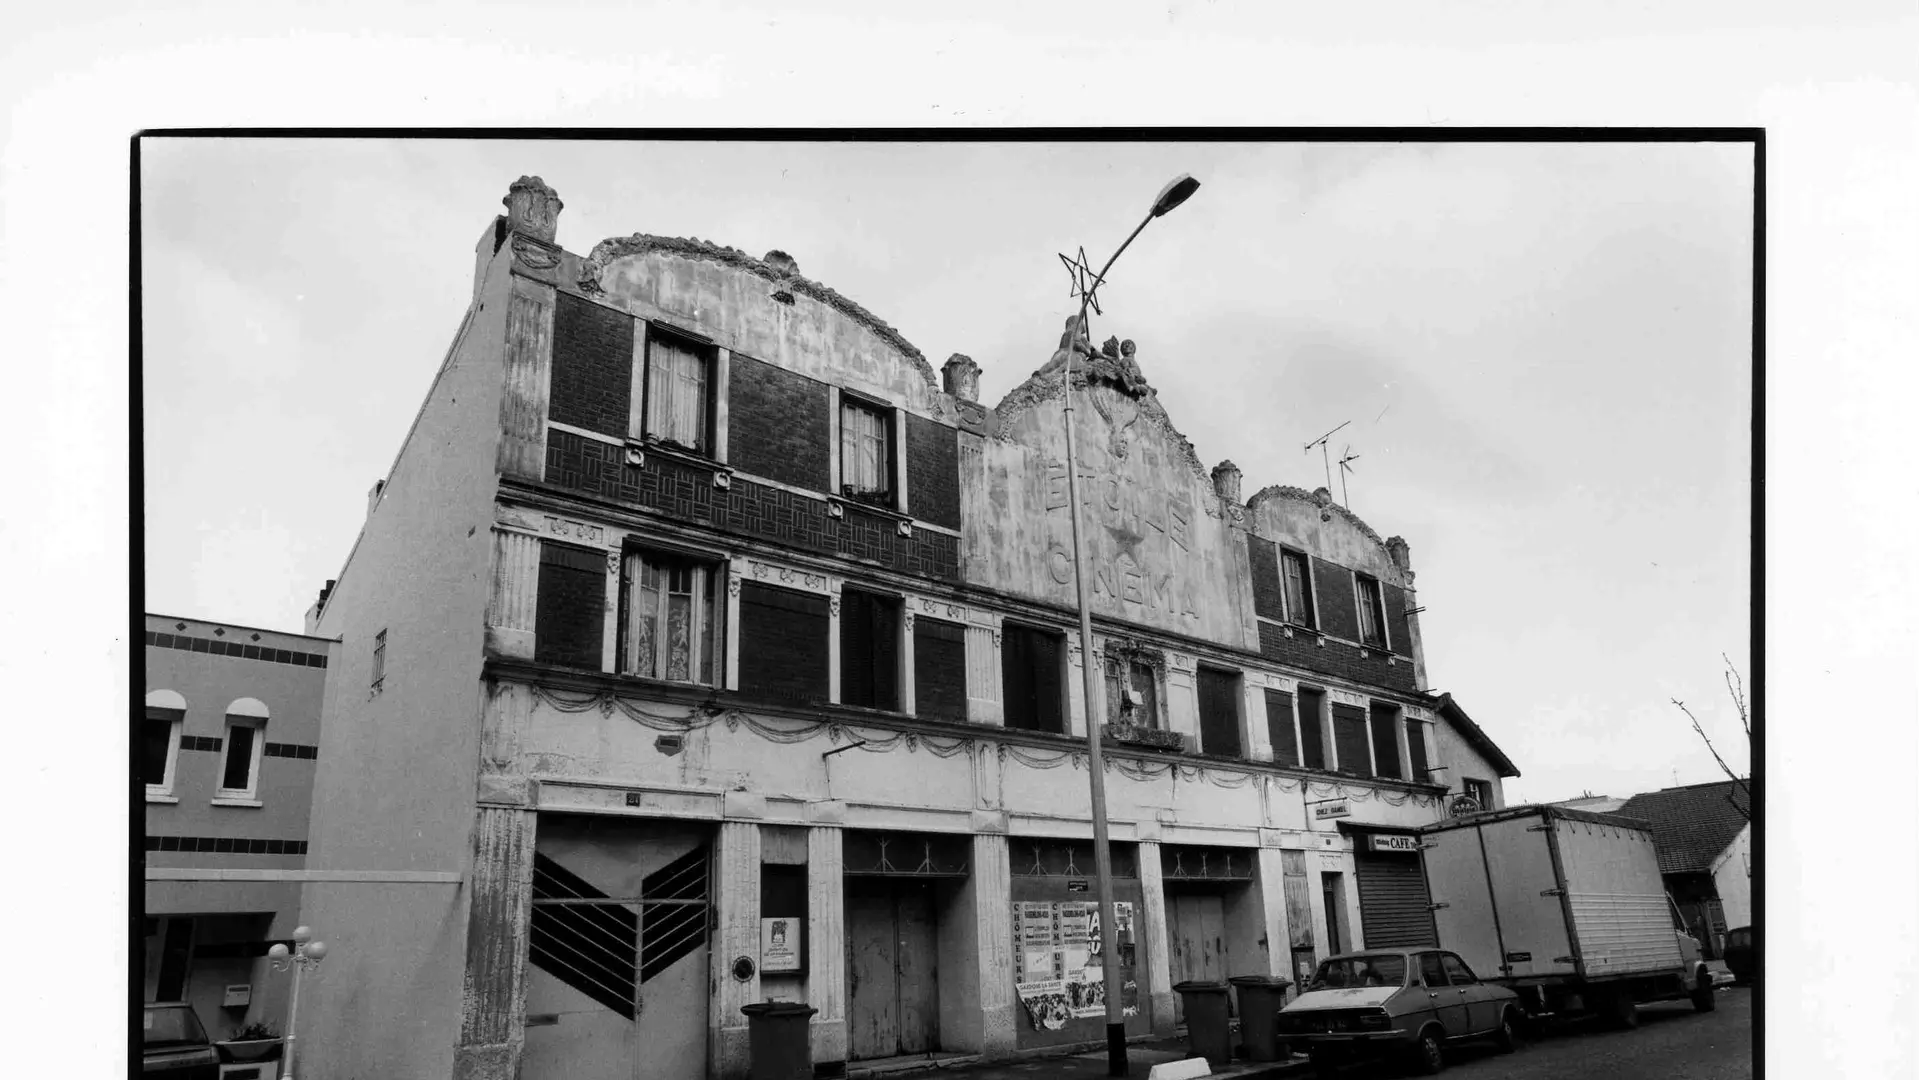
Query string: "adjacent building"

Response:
xmin=1616 ymin=780 xmax=1753 ymax=956
xmin=143 ymin=613 xmax=331 ymax=1040
xmin=294 ymin=177 xmax=1520 ymax=1080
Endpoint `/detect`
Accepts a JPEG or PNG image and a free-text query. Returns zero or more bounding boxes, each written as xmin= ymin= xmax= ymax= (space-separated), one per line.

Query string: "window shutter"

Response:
xmin=1197 ymin=669 xmax=1242 ymax=758
xmin=1369 ymin=705 xmax=1402 ymax=779
xmin=1297 ymin=688 xmax=1327 ymax=769
xmin=1405 ymin=717 xmax=1429 ymax=782
xmin=1332 ymin=703 xmax=1370 ymax=776
xmin=1265 ymin=689 xmax=1299 ymax=766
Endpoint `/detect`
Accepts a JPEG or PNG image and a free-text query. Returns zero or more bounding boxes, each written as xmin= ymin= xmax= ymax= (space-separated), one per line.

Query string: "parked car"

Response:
xmin=1722 ymin=926 xmax=1755 ymax=985
xmin=143 ymin=1002 xmax=219 ymax=1078
xmin=1276 ymin=949 xmax=1523 ymax=1076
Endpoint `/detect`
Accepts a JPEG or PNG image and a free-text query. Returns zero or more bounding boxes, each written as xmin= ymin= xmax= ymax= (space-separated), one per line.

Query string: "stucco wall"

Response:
xmin=1427 ymin=720 xmax=1506 ymax=810
xmin=296 ymin=236 xmax=519 ymax=1080
xmin=1711 ymin=822 xmax=1752 ymax=929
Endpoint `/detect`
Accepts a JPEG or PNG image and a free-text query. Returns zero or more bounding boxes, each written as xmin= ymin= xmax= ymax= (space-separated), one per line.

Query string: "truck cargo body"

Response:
xmin=1420 ymin=805 xmax=1708 ymax=1019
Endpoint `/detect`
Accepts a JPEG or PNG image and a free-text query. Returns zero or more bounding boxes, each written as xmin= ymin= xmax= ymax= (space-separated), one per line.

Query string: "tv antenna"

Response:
xmin=1303 ymin=420 xmax=1350 ymax=492
xmin=1337 ymin=445 xmax=1361 ymax=509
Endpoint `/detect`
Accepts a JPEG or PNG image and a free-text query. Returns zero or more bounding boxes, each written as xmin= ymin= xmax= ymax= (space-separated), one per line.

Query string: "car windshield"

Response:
xmin=1309 ymin=954 xmax=1408 ymax=990
xmin=144 ymin=1005 xmax=208 ymax=1048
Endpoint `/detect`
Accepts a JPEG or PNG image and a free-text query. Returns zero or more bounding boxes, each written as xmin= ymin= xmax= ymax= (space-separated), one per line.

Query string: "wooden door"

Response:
xmin=846 ymin=880 xmax=940 ymax=1059
xmin=1166 ymin=890 xmax=1225 ymax=1024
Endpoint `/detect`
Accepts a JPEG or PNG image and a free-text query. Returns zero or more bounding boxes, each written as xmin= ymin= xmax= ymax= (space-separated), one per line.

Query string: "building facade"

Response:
xmin=143 ymin=613 xmax=331 ymax=1040
xmin=296 ymin=178 xmax=1519 ymax=1080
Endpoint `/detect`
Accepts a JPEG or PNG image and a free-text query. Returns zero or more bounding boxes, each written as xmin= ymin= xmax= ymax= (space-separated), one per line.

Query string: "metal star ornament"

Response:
xmin=1058 ymin=245 xmax=1106 ymax=315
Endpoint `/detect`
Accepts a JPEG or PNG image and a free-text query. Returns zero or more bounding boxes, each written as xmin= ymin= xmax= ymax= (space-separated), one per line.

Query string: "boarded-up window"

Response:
xmin=738 ymin=583 xmax=828 ymax=705
xmin=549 ymin=290 xmax=634 ymax=438
xmin=1369 ymin=703 xmax=1402 ymax=780
xmin=1197 ymin=668 xmax=1243 ymax=758
xmin=536 ymin=541 xmax=606 ymax=669
xmin=1281 ymin=850 xmax=1315 ymax=948
xmin=1265 ymin=689 xmax=1299 ymax=767
xmin=1297 ymin=687 xmax=1328 ymax=770
xmin=1248 ymin=536 xmax=1285 ymax=621
xmin=1406 ymin=718 xmax=1430 ymax=782
xmin=913 ymin=618 xmax=968 ymax=722
xmin=1332 ymin=703 xmax=1371 ymax=777
xmin=839 ymin=588 xmax=900 ymax=711
xmin=1002 ymin=624 xmax=1064 ymax=733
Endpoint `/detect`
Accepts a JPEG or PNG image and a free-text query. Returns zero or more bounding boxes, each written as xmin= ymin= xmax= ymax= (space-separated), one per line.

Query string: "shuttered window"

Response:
xmin=913 ymin=618 xmax=968 ymax=722
xmin=1355 ymin=575 xmax=1386 ymax=648
xmin=1197 ymin=668 xmax=1243 ymax=758
xmin=738 ymin=583 xmax=829 ymax=705
xmin=536 ymin=541 xmax=607 ymax=670
xmin=1354 ymin=849 xmax=1438 ymax=948
xmin=1282 ymin=550 xmax=1315 ymax=627
xmin=1332 ymin=703 xmax=1371 ymax=777
xmin=1001 ymin=624 xmax=1064 ymax=733
xmin=1406 ymin=717 xmax=1429 ymax=782
xmin=839 ymin=588 xmax=901 ymax=711
xmin=1265 ymin=689 xmax=1299 ymax=767
xmin=1297 ymin=687 xmax=1328 ymax=770
xmin=1369 ymin=704 xmax=1402 ymax=780
xmin=645 ymin=330 xmax=711 ymax=451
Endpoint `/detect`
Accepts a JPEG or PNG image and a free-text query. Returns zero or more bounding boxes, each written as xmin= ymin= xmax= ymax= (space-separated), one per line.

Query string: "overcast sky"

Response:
xmin=141 ymin=137 xmax=1753 ymax=804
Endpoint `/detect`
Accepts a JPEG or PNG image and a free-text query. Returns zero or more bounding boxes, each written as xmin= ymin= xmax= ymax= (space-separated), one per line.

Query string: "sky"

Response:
xmin=140 ymin=137 xmax=1754 ymax=806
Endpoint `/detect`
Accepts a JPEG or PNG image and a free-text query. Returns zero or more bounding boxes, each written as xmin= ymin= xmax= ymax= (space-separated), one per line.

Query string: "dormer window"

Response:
xmin=838 ymin=395 xmax=894 ymax=508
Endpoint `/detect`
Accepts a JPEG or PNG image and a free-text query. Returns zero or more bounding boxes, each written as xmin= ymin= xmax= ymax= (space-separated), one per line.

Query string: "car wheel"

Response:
xmin=1608 ymin=991 xmax=1640 ymax=1030
xmin=1494 ymin=1008 xmax=1521 ymax=1053
xmin=1409 ymin=1029 xmax=1445 ymax=1075
xmin=1692 ymin=969 xmax=1717 ymax=1013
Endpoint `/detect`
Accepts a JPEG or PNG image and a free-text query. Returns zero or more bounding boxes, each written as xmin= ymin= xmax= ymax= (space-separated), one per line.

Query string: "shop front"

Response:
xmin=1340 ymin=824 xmax=1438 ymax=950
xmin=840 ymin=829 xmax=973 ymax=1062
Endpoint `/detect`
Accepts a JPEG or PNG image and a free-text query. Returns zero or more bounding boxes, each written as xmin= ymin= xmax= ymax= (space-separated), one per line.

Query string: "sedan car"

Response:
xmin=1276 ymin=949 xmax=1523 ymax=1076
xmin=143 ymin=1002 xmax=219 ymax=1078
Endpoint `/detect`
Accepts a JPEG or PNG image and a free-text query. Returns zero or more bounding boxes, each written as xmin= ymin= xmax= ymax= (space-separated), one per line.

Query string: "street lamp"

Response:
xmin=265 ymin=925 xmax=327 ymax=1080
xmin=1059 ymin=172 xmax=1200 ymax=1077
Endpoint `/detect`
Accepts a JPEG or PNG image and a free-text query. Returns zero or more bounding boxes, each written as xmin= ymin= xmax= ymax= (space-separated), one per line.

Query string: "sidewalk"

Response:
xmin=845 ymin=1035 xmax=1313 ymax=1080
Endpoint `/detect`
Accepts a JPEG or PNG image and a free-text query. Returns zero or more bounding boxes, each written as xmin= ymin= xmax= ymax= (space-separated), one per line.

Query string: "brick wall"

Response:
xmin=549 ymin=291 xmax=634 ymax=438
xmin=1255 ymin=621 xmax=1417 ymax=694
xmin=1248 ymin=536 xmax=1285 ymax=621
xmin=543 ymin=431 xmax=961 ymax=582
xmin=905 ymin=413 xmax=961 ymax=530
xmin=728 ymin=354 xmax=830 ymax=492
xmin=914 ymin=618 xmax=968 ymax=722
xmin=535 ymin=541 xmax=605 ymax=669
xmin=737 ymin=583 xmax=829 ymax=705
xmin=1313 ymin=557 xmax=1358 ymax=641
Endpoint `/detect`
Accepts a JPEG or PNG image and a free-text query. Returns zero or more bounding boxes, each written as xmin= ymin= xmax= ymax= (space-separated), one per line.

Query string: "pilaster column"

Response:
xmin=806 ymin=825 xmax=848 ymax=1067
xmin=497 ymin=278 xmax=554 ymax=481
xmin=711 ymin=822 xmax=762 ymax=1080
xmin=827 ymin=586 xmax=843 ymax=704
xmin=1256 ymin=848 xmax=1292 ymax=979
xmin=1136 ymin=840 xmax=1177 ymax=1034
xmin=1065 ymin=640 xmax=1087 ymax=736
xmin=1245 ymin=678 xmax=1273 ymax=762
xmin=966 ymin=624 xmax=1003 ymax=725
xmin=972 ymin=833 xmax=1017 ymax=1058
xmin=724 ymin=571 xmax=743 ymax=692
xmin=452 ymin=806 xmax=537 ymax=1080
xmin=901 ymin=611 xmax=918 ymax=717
xmin=486 ymin=529 xmax=540 ymax=660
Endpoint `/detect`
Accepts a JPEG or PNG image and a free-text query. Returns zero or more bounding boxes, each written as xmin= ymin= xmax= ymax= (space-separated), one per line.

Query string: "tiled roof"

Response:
xmin=1616 ymin=780 xmax=1752 ymax=874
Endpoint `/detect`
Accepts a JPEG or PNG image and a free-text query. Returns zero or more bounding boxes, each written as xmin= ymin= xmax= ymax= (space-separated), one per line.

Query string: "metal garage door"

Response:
xmin=1354 ymin=850 xmax=1438 ymax=948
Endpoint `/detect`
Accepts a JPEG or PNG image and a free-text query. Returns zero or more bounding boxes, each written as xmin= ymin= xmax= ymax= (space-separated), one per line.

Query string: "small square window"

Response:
xmin=218 ymin=720 xmax=265 ymax=800
xmin=839 ymin=396 xmax=895 ymax=509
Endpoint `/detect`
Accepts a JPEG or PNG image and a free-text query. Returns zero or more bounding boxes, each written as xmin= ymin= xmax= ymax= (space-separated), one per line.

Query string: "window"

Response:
xmin=839 ymin=588 xmax=901 ymax=711
xmin=738 ymin=582 xmax=830 ymax=705
xmin=1406 ymin=717 xmax=1430 ymax=781
xmin=1463 ymin=777 xmax=1494 ymax=809
xmin=1369 ymin=703 xmax=1402 ymax=780
xmin=1440 ymin=954 xmax=1479 ymax=985
xmin=1418 ymin=952 xmax=1450 ymax=988
xmin=1196 ymin=668 xmax=1243 ymax=757
xmin=1355 ymin=574 xmax=1386 ymax=648
xmin=913 ymin=618 xmax=969 ymax=722
xmin=1265 ymin=688 xmax=1299 ymax=767
xmin=838 ymin=395 xmax=894 ymax=507
xmin=1332 ymin=703 xmax=1370 ymax=776
xmin=1104 ymin=657 xmax=1161 ymax=729
xmin=143 ymin=690 xmax=186 ymax=796
xmin=644 ymin=328 xmax=713 ymax=452
xmin=217 ymin=697 xmax=270 ymax=801
xmin=1001 ymin=623 xmax=1065 ymax=733
xmin=371 ymin=629 xmax=387 ymax=691
xmin=618 ymin=548 xmax=723 ymax=686
xmin=1281 ymin=549 xmax=1315 ymax=628
xmin=1297 ymin=686 xmax=1328 ymax=770
xmin=536 ymin=542 xmax=607 ymax=669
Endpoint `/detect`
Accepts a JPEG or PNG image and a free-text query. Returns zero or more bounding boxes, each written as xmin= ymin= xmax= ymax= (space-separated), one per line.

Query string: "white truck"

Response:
xmin=1417 ymin=804 xmax=1717 ymax=1028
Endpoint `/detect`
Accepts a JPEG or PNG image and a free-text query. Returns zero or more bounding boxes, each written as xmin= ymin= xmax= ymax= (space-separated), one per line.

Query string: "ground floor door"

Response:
xmin=1165 ymin=888 xmax=1227 ymax=1025
xmin=522 ymin=815 xmax=712 ymax=1080
xmin=1354 ymin=850 xmax=1438 ymax=948
xmin=845 ymin=877 xmax=939 ymax=1060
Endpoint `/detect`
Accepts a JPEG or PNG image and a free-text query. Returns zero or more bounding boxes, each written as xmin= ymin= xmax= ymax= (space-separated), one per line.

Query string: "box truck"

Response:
xmin=1418 ymin=804 xmax=1717 ymax=1027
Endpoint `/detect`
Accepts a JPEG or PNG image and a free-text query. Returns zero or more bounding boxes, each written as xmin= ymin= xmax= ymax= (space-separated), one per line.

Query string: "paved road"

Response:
xmin=1418 ymin=985 xmax=1753 ymax=1080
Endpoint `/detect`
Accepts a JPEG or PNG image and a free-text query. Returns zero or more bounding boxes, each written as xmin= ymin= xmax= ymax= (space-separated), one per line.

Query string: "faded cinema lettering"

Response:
xmin=1043 ymin=461 xmax=1199 ymax=621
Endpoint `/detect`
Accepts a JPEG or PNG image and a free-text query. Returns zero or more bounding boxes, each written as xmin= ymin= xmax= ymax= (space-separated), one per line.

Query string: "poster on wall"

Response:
xmin=1013 ymin=900 xmax=1136 ymax=1028
xmin=760 ymin=917 xmax=801 ymax=974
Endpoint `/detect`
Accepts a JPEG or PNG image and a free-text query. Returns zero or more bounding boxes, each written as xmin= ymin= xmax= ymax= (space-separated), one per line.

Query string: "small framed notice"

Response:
xmin=761 ymin=917 xmax=802 ymax=974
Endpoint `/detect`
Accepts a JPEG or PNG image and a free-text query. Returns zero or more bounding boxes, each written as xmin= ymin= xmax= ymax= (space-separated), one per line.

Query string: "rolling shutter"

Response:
xmin=1355 ymin=849 xmax=1438 ymax=948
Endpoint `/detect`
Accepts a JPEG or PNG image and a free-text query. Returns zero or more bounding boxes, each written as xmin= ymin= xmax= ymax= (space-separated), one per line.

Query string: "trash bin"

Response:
xmin=740 ymin=1001 xmax=818 ymax=1080
xmin=1172 ymin=980 xmax=1233 ymax=1064
xmin=1228 ymin=975 xmax=1294 ymax=1062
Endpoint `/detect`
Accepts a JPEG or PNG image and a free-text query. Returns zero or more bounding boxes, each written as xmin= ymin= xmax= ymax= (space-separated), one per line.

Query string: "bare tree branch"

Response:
xmin=1721 ymin=652 xmax=1751 ymax=741
xmin=1672 ymin=694 xmax=1752 ymax=820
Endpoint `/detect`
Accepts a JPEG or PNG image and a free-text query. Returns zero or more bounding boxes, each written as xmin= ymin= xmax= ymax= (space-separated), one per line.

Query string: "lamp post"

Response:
xmin=265 ymin=925 xmax=327 ymax=1080
xmin=1059 ymin=173 xmax=1200 ymax=1077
